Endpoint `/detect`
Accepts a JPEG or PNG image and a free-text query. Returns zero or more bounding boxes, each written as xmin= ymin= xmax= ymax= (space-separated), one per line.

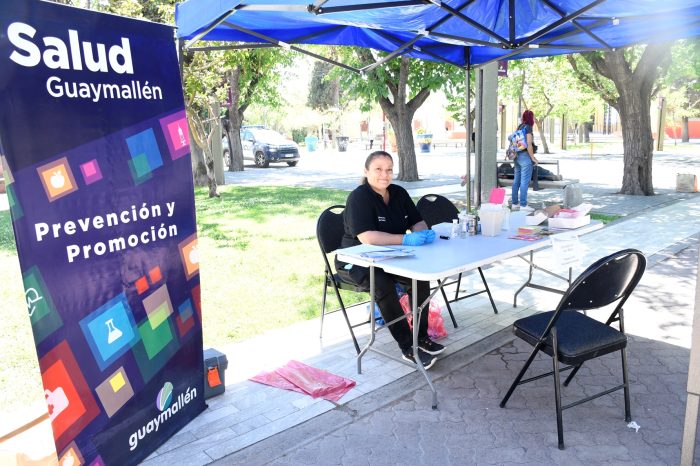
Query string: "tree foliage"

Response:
xmin=308 ymin=60 xmax=338 ymax=111
xmin=663 ymin=39 xmax=700 ymax=141
xmin=333 ymin=48 xmax=461 ymax=181
xmin=499 ymin=57 xmax=600 ymax=152
xmin=219 ymin=48 xmax=293 ymax=173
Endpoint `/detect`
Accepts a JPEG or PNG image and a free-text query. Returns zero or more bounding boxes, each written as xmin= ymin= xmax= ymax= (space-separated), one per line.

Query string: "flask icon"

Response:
xmin=106 ymin=318 xmax=123 ymax=344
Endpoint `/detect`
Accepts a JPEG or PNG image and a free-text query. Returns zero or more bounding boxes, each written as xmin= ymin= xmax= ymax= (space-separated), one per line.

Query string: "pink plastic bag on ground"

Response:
xmin=250 ymin=360 xmax=356 ymax=402
xmin=249 ymin=370 xmax=307 ymax=395
xmin=399 ymin=294 xmax=448 ymax=340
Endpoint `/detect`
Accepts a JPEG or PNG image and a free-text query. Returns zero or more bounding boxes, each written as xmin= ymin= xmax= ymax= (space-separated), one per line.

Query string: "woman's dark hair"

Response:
xmin=361 ymin=150 xmax=393 ymax=184
xmin=521 ymin=110 xmax=535 ymax=126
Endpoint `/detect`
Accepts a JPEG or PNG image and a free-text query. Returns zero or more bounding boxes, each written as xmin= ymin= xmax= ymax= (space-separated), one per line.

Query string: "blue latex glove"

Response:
xmin=402 ymin=230 xmax=428 ymax=246
xmin=423 ymin=229 xmax=436 ymax=244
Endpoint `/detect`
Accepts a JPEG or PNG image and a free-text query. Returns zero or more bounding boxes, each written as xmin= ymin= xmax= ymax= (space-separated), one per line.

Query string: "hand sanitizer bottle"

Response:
xmin=459 ymin=210 xmax=468 ymax=238
xmin=450 ymin=219 xmax=459 ymax=239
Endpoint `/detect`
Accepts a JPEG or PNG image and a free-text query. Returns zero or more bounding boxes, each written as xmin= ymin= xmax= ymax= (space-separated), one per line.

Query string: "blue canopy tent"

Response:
xmin=175 ymin=0 xmax=700 ymax=206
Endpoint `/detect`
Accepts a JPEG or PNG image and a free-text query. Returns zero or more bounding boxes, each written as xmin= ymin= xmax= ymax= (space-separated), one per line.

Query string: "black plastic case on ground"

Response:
xmin=203 ymin=348 xmax=229 ymax=399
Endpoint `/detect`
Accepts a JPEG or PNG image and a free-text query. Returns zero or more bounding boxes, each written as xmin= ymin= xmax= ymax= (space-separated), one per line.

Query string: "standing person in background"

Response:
xmin=335 ymin=151 xmax=445 ymax=369
xmin=511 ymin=110 xmax=539 ymax=211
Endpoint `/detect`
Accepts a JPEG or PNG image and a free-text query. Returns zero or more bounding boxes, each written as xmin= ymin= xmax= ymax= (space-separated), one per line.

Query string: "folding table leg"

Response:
xmin=411 ymin=278 xmax=438 ymax=410
xmin=477 ymin=267 xmax=498 ymax=314
xmin=436 ymin=279 xmax=458 ymax=328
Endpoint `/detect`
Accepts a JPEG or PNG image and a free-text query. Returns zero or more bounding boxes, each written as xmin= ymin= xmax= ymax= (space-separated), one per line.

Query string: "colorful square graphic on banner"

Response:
xmin=95 ymin=367 xmax=134 ymax=418
xmin=6 ymin=183 xmax=23 ymax=220
xmin=175 ymin=299 xmax=195 ymax=337
xmin=139 ymin=312 xmax=174 ymax=359
xmin=126 ymin=128 xmax=163 ymax=184
xmin=132 ymin=318 xmax=180 ymax=383
xmin=149 ymin=266 xmax=162 ymax=284
xmin=40 ymin=341 xmax=100 ymax=452
xmin=127 ymin=154 xmax=152 ymax=185
xmin=178 ymin=233 xmax=199 ymax=280
xmin=142 ymin=284 xmax=174 ymax=330
xmin=37 ymin=157 xmax=79 ymax=202
xmin=1 ymin=155 xmax=14 ymax=184
xmin=79 ymin=159 xmax=103 ymax=185
xmin=135 ymin=276 xmax=149 ymax=295
xmin=192 ymin=284 xmax=202 ymax=322
xmin=159 ymin=111 xmax=190 ymax=160
xmin=88 ymin=455 xmax=105 ymax=466
xmin=23 ymin=266 xmax=62 ymax=343
xmin=59 ymin=441 xmax=85 ymax=466
xmin=79 ymin=293 xmax=139 ymax=370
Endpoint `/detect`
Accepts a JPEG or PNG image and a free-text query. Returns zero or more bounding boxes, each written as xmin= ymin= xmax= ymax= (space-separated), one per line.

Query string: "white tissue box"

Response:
xmin=548 ymin=214 xmax=590 ymax=229
xmin=524 ymin=211 xmax=548 ymax=225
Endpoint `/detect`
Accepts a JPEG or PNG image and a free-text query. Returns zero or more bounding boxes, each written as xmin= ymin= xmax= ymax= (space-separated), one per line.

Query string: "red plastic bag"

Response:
xmin=250 ymin=360 xmax=356 ymax=402
xmin=399 ymin=294 xmax=448 ymax=340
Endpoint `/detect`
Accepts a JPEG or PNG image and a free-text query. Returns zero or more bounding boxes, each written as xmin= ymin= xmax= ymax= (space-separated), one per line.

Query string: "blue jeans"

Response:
xmin=511 ymin=153 xmax=533 ymax=207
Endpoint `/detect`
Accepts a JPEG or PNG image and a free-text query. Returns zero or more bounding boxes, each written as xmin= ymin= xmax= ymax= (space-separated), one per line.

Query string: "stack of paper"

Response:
xmin=358 ymin=246 xmax=415 ymax=262
xmin=517 ymin=225 xmax=544 ymax=235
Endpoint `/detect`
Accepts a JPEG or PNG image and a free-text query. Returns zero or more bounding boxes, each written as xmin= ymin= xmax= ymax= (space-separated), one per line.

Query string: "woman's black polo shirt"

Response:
xmin=340 ymin=183 xmax=422 ymax=249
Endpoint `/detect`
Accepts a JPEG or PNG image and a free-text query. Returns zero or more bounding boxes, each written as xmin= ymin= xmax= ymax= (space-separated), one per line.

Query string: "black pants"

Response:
xmin=336 ymin=259 xmax=429 ymax=351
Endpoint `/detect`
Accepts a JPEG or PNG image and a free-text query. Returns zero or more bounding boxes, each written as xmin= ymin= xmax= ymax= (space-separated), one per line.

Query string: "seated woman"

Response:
xmin=335 ymin=151 xmax=445 ymax=369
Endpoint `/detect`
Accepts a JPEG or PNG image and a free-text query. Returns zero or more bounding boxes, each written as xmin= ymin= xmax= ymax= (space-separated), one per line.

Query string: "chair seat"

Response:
xmin=513 ymin=311 xmax=627 ymax=366
xmin=331 ymin=273 xmax=369 ymax=293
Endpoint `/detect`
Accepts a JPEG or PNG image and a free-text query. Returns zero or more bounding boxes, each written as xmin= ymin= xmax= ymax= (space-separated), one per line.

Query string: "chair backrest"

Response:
xmin=316 ymin=205 xmax=346 ymax=256
xmin=416 ymin=194 xmax=460 ymax=228
xmin=557 ymin=248 xmax=646 ymax=313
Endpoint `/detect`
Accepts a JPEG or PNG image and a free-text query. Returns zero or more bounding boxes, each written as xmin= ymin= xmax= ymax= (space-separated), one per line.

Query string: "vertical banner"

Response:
xmin=0 ymin=2 xmax=205 ymax=465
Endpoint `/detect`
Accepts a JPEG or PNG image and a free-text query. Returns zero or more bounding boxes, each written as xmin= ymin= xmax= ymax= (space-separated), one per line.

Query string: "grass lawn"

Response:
xmin=0 ymin=185 xmax=367 ymax=412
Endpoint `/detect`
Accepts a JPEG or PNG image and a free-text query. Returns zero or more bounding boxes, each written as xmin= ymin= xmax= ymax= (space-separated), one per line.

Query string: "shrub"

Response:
xmin=291 ymin=128 xmax=307 ymax=144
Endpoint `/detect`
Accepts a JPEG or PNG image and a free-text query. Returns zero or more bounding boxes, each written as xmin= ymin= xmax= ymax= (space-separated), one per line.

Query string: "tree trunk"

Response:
xmin=186 ymin=107 xmax=219 ymax=197
xmin=607 ymin=48 xmax=666 ymax=195
xmin=534 ymin=117 xmax=549 ymax=154
xmin=618 ymin=95 xmax=654 ymax=195
xmin=375 ymin=57 xmax=430 ymax=182
xmin=228 ymin=68 xmax=245 ymax=172
xmin=384 ymin=109 xmax=418 ymax=181
xmin=569 ymin=45 xmax=671 ymax=195
xmin=583 ymin=121 xmax=591 ymax=143
xmin=190 ymin=143 xmax=209 ymax=187
xmin=682 ymin=116 xmax=689 ymax=143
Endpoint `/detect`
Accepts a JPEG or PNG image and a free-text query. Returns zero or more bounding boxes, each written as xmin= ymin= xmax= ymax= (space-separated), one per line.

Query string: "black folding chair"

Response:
xmin=415 ymin=194 xmax=499 ymax=326
xmin=316 ymin=205 xmax=369 ymax=354
xmin=499 ymin=249 xmax=647 ymax=449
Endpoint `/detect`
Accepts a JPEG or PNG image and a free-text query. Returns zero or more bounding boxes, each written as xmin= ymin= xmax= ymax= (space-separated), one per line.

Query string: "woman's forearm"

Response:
xmin=358 ymin=230 xmax=405 ymax=245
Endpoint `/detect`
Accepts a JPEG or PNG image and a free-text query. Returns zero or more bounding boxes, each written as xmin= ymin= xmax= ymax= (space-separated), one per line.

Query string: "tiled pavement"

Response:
xmin=220 ymin=238 xmax=700 ymax=466
xmin=143 ymin=189 xmax=700 ymax=464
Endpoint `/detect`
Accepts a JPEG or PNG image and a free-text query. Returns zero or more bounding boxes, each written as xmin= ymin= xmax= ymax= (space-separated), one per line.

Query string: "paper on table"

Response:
xmin=359 ymin=246 xmax=415 ymax=261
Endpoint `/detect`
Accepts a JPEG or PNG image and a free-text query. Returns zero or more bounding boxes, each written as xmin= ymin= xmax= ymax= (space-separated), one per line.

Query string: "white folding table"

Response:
xmin=337 ymin=212 xmax=603 ymax=408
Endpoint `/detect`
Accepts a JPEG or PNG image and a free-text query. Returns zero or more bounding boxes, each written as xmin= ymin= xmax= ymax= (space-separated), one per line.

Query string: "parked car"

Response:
xmin=240 ymin=126 xmax=300 ymax=168
xmin=222 ymin=126 xmax=300 ymax=169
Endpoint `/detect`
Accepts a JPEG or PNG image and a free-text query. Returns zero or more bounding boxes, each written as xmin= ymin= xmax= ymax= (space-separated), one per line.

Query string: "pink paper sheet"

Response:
xmin=250 ymin=360 xmax=356 ymax=402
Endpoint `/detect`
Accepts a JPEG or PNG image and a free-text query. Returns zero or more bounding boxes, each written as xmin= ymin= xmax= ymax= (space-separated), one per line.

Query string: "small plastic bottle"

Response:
xmin=501 ymin=206 xmax=510 ymax=231
xmin=450 ymin=219 xmax=459 ymax=239
xmin=459 ymin=210 xmax=468 ymax=238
